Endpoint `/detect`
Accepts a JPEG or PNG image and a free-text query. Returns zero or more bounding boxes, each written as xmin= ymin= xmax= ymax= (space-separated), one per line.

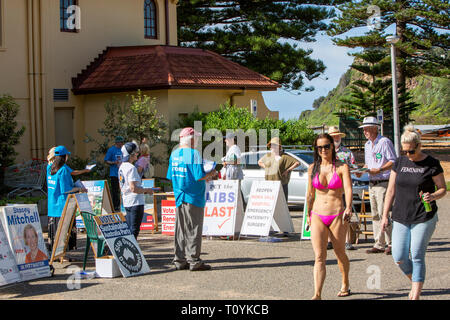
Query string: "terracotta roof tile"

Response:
xmin=72 ymin=45 xmax=280 ymax=94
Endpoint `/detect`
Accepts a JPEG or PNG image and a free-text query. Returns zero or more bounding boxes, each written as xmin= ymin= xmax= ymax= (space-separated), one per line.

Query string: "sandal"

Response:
xmin=337 ymin=289 xmax=351 ymax=297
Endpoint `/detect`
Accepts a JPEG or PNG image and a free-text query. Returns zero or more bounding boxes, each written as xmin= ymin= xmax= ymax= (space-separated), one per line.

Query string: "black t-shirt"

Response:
xmin=392 ymin=154 xmax=443 ymax=224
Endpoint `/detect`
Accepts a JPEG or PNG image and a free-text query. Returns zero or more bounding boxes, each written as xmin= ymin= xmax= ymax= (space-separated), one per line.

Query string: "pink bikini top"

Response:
xmin=312 ymin=164 xmax=343 ymax=190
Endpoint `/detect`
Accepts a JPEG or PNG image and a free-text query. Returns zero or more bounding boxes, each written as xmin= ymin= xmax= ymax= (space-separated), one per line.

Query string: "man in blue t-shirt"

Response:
xmin=104 ymin=136 xmax=124 ymax=212
xmin=167 ymin=127 xmax=217 ymax=271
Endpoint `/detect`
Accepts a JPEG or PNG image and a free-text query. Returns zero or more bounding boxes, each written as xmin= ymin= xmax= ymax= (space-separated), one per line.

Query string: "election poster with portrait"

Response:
xmin=94 ymin=213 xmax=150 ymax=278
xmin=202 ymin=180 xmax=244 ymax=237
xmin=0 ymin=204 xmax=51 ymax=281
xmin=76 ymin=180 xmax=114 ymax=229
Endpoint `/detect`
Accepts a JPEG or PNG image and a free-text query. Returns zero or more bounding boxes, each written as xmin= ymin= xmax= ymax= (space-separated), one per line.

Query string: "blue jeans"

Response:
xmin=391 ymin=214 xmax=438 ymax=282
xmin=125 ymin=205 xmax=144 ymax=240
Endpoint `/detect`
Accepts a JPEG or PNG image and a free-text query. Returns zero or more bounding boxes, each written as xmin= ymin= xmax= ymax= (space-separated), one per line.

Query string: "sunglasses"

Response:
xmin=316 ymin=144 xmax=331 ymax=151
xmin=401 ymin=149 xmax=416 ymax=155
xmin=401 ymin=145 xmax=418 ymax=155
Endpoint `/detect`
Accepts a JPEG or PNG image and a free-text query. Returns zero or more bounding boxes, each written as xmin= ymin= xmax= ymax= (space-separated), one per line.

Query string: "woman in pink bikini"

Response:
xmin=306 ymin=133 xmax=353 ymax=299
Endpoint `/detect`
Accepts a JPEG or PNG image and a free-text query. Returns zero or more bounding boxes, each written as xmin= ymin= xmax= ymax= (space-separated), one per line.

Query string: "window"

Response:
xmin=60 ymin=0 xmax=79 ymax=32
xmin=250 ymin=99 xmax=257 ymax=117
xmin=144 ymin=0 xmax=157 ymax=39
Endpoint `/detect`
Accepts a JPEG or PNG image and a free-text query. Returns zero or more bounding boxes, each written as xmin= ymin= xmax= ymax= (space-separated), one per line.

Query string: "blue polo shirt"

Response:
xmin=166 ymin=147 xmax=206 ymax=208
xmin=47 ymin=164 xmax=74 ymax=217
xmin=104 ymin=145 xmax=123 ymax=177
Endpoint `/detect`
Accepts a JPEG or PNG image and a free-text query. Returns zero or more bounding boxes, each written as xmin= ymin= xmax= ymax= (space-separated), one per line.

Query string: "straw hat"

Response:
xmin=328 ymin=126 xmax=346 ymax=138
xmin=267 ymin=137 xmax=282 ymax=148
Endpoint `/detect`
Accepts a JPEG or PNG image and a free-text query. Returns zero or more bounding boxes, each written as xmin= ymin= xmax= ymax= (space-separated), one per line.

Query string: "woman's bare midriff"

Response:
xmin=311 ymin=188 xmax=345 ymax=215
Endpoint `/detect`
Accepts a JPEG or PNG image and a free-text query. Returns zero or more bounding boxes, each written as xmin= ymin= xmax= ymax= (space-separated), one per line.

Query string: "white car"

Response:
xmin=240 ymin=150 xmax=311 ymax=205
xmin=240 ymin=149 xmax=369 ymax=206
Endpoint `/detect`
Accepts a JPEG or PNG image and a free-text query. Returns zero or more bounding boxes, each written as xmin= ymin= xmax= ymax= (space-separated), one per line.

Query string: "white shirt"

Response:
xmin=118 ymin=162 xmax=144 ymax=207
xmin=223 ymin=144 xmax=243 ymax=180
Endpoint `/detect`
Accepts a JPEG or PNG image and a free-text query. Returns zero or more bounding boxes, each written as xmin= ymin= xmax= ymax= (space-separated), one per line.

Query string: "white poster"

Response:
xmin=0 ymin=205 xmax=51 ymax=281
xmin=94 ymin=213 xmax=150 ymax=278
xmin=240 ymin=180 xmax=294 ymax=237
xmin=202 ymin=180 xmax=244 ymax=236
xmin=0 ymin=215 xmax=21 ymax=287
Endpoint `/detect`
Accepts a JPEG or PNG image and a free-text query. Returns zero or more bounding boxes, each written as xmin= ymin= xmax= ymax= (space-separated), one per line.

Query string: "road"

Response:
xmin=1 ymin=195 xmax=449 ymax=302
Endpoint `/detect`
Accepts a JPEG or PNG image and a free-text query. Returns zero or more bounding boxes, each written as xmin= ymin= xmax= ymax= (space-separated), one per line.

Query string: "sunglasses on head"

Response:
xmin=316 ymin=144 xmax=331 ymax=151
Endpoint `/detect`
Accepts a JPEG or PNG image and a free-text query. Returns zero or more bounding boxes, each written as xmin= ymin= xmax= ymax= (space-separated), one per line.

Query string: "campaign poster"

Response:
xmin=0 ymin=205 xmax=51 ymax=281
xmin=76 ymin=180 xmax=111 ymax=228
xmin=141 ymin=179 xmax=155 ymax=231
xmin=161 ymin=200 xmax=176 ymax=236
xmin=240 ymin=180 xmax=279 ymax=237
xmin=94 ymin=213 xmax=150 ymax=278
xmin=202 ymin=180 xmax=243 ymax=236
xmin=301 ymin=184 xmax=311 ymax=240
xmin=0 ymin=215 xmax=21 ymax=287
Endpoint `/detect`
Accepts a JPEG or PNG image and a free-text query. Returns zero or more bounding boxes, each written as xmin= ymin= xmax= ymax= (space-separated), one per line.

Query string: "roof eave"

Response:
xmin=72 ymin=84 xmax=280 ymax=95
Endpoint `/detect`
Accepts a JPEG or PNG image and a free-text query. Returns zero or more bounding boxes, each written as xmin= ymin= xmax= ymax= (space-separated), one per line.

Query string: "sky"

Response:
xmin=262 ymin=32 xmax=355 ymax=120
xmin=262 ymin=23 xmax=398 ymax=121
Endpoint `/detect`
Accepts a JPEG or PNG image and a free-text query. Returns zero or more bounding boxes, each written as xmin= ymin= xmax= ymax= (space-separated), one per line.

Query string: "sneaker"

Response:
xmin=190 ymin=263 xmax=212 ymax=271
xmin=385 ymin=246 xmax=392 ymax=255
xmin=327 ymin=242 xmax=333 ymax=250
xmin=345 ymin=243 xmax=356 ymax=250
xmin=366 ymin=247 xmax=385 ymax=254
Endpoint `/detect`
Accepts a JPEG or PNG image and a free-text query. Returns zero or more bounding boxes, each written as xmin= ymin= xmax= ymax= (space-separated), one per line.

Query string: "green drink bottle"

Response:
xmin=421 ymin=194 xmax=432 ymax=213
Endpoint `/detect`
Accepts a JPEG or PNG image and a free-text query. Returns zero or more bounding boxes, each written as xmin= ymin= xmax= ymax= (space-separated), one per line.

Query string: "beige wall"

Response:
xmin=0 ymin=0 xmax=32 ymax=161
xmin=0 ymin=0 xmax=177 ymax=162
xmin=1 ymin=0 xmax=279 ymax=173
xmin=77 ymin=88 xmax=277 ymax=177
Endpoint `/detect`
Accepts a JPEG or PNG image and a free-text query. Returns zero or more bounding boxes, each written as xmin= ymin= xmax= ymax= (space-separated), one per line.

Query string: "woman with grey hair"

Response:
xmin=381 ymin=124 xmax=446 ymax=300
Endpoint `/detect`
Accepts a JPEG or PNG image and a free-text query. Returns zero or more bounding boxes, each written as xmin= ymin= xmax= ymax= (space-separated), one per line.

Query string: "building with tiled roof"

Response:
xmin=0 ymin=0 xmax=279 ymax=174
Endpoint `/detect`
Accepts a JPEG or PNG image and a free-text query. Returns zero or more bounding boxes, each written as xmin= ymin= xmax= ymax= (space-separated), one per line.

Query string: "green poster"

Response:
xmin=301 ymin=185 xmax=311 ymax=240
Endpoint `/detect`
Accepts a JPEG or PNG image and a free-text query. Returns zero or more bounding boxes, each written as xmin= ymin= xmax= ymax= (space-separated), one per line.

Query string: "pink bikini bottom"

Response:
xmin=311 ymin=210 xmax=345 ymax=227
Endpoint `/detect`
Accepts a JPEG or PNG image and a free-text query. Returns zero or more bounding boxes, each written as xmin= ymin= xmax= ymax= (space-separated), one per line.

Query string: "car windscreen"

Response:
xmin=288 ymin=151 xmax=314 ymax=165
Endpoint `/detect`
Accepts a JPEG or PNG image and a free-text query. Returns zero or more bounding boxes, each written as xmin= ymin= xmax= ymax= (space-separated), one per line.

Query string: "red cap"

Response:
xmin=179 ymin=127 xmax=201 ymax=138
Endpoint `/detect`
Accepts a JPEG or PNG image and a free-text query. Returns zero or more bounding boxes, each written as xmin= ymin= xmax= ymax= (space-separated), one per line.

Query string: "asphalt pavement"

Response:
xmin=1 ymin=195 xmax=449 ymax=302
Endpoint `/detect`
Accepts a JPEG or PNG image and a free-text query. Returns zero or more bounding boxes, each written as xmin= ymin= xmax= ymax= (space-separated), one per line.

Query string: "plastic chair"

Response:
xmin=80 ymin=211 xmax=106 ymax=270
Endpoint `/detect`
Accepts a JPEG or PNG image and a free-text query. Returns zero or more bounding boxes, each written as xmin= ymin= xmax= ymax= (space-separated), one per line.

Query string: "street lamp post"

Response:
xmin=386 ymin=35 xmax=401 ymax=156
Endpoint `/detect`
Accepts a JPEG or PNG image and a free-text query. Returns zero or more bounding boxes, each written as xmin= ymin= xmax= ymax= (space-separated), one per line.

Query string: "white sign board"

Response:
xmin=94 ymin=213 xmax=150 ymax=278
xmin=240 ymin=180 xmax=294 ymax=237
xmin=202 ymin=180 xmax=244 ymax=236
xmin=0 ymin=205 xmax=51 ymax=281
xmin=0 ymin=215 xmax=21 ymax=287
xmin=377 ymin=109 xmax=384 ymax=123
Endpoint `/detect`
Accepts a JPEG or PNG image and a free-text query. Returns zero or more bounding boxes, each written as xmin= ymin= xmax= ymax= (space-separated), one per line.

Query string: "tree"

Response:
xmin=0 ymin=94 xmax=26 ymax=187
xmin=337 ymin=49 xmax=418 ymax=124
xmin=85 ymin=90 xmax=168 ymax=178
xmin=177 ymin=0 xmax=344 ymax=92
xmin=328 ymin=0 xmax=450 ymax=103
xmin=176 ymin=103 xmax=315 ymax=154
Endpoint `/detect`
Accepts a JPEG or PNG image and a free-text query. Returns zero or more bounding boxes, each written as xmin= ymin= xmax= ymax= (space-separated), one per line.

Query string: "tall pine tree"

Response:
xmin=177 ymin=0 xmax=345 ymax=92
xmin=328 ymin=0 xmax=449 ymax=104
xmin=337 ymin=49 xmax=418 ymax=124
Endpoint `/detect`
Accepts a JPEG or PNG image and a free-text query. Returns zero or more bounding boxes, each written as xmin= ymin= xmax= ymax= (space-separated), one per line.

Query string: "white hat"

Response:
xmin=359 ymin=116 xmax=379 ymax=128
